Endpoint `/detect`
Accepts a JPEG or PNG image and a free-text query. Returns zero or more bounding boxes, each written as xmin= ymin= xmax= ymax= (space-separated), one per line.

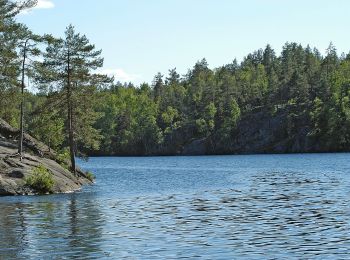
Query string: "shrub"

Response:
xmin=86 ymin=171 xmax=95 ymax=182
xmin=25 ymin=165 xmax=55 ymax=194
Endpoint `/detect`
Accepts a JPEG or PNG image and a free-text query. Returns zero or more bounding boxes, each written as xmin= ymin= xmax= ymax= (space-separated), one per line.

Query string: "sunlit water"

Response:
xmin=1 ymin=154 xmax=350 ymax=259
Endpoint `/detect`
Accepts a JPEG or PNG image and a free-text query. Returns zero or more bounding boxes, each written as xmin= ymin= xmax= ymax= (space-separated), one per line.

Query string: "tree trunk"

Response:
xmin=18 ymin=40 xmax=28 ymax=160
xmin=68 ymin=98 xmax=76 ymax=173
xmin=67 ymin=51 xmax=76 ymax=173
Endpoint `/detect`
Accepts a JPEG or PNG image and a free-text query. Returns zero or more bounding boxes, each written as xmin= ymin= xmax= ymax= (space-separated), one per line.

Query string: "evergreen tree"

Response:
xmin=153 ymin=72 xmax=164 ymax=102
xmin=16 ymin=26 xmax=42 ymax=159
xmin=0 ymin=0 xmax=37 ymax=125
xmin=36 ymin=25 xmax=110 ymax=172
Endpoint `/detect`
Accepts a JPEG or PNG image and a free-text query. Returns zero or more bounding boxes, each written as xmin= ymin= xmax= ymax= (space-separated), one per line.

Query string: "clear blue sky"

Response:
xmin=19 ymin=0 xmax=350 ymax=85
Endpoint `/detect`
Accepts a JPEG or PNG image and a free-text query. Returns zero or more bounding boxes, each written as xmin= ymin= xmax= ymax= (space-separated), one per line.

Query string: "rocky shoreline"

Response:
xmin=0 ymin=119 xmax=92 ymax=196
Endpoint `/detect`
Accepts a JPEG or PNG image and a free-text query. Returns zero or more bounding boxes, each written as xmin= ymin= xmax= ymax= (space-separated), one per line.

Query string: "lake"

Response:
xmin=1 ymin=154 xmax=350 ymax=259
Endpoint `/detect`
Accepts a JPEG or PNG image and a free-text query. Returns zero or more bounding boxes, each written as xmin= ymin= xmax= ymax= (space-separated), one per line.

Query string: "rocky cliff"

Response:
xmin=0 ymin=119 xmax=91 ymax=196
xmin=181 ymin=104 xmax=333 ymax=155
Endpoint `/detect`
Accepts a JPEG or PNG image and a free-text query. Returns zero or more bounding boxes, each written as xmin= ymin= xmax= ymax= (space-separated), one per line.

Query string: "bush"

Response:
xmin=86 ymin=171 xmax=95 ymax=182
xmin=25 ymin=165 xmax=55 ymax=194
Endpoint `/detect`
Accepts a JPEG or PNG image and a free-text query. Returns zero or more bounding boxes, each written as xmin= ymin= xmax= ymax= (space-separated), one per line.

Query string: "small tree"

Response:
xmin=16 ymin=26 xmax=42 ymax=159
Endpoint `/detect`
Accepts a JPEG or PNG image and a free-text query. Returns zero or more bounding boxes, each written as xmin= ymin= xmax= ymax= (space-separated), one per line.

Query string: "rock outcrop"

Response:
xmin=181 ymin=104 xmax=329 ymax=155
xmin=0 ymin=119 xmax=91 ymax=196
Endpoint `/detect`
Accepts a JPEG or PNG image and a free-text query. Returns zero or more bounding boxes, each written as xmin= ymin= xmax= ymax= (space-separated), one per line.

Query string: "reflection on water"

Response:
xmin=1 ymin=154 xmax=350 ymax=259
xmin=0 ymin=195 xmax=104 ymax=259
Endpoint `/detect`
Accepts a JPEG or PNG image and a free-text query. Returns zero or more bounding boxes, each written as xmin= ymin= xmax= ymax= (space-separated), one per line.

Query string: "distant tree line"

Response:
xmin=2 ymin=0 xmax=350 ymax=162
xmin=91 ymin=42 xmax=350 ymax=155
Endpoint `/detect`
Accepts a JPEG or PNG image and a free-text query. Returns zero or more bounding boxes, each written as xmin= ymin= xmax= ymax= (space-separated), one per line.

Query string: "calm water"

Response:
xmin=1 ymin=154 xmax=350 ymax=259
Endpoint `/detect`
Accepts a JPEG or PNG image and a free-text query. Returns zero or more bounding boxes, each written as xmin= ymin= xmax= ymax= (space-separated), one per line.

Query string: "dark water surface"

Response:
xmin=1 ymin=154 xmax=350 ymax=259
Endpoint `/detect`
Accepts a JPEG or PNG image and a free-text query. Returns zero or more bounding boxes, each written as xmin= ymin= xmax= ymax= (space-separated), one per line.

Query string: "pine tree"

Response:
xmin=16 ymin=26 xmax=42 ymax=159
xmin=0 ymin=0 xmax=37 ymax=125
xmin=153 ymin=72 xmax=164 ymax=102
xmin=36 ymin=25 xmax=110 ymax=173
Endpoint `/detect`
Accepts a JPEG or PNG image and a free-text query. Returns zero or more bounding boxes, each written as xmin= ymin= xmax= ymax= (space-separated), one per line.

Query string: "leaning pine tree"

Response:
xmin=36 ymin=25 xmax=110 ymax=173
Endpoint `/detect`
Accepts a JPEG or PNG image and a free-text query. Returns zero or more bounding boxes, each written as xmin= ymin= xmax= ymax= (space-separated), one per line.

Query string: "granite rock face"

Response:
xmin=181 ymin=104 xmax=325 ymax=155
xmin=0 ymin=119 xmax=91 ymax=196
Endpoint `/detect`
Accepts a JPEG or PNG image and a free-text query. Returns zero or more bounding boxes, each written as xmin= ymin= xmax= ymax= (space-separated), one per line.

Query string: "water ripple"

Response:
xmin=1 ymin=154 xmax=350 ymax=259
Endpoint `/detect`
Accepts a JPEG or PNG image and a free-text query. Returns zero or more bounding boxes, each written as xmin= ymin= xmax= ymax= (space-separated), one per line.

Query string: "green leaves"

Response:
xmin=2 ymin=5 xmax=350 ymax=157
xmin=30 ymin=109 xmax=65 ymax=151
xmin=34 ymin=25 xmax=110 ymax=162
xmin=25 ymin=164 xmax=55 ymax=194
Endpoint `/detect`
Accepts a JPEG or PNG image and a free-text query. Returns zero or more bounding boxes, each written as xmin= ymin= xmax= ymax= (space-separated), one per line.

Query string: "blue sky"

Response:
xmin=19 ymin=0 xmax=350 ymax=85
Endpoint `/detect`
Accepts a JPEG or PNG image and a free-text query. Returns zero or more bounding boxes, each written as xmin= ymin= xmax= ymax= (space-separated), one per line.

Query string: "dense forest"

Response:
xmin=1 ymin=0 xmax=350 ymax=165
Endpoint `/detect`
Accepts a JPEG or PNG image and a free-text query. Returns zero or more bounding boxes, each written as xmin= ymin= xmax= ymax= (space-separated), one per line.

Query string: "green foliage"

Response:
xmin=161 ymin=106 xmax=179 ymax=126
xmin=218 ymin=98 xmax=241 ymax=140
xmin=229 ymin=99 xmax=241 ymax=127
xmin=1 ymin=4 xmax=350 ymax=155
xmin=57 ymin=148 xmax=70 ymax=169
xmin=33 ymin=25 xmax=111 ymax=171
xmin=309 ymin=97 xmax=324 ymax=137
xmin=29 ymin=111 xmax=65 ymax=151
xmin=95 ymin=87 xmax=162 ymax=155
xmin=204 ymin=102 xmax=217 ymax=133
xmin=85 ymin=171 xmax=95 ymax=182
xmin=17 ymin=43 xmax=350 ymax=154
xmin=25 ymin=164 xmax=55 ymax=194
xmin=161 ymin=106 xmax=179 ymax=134
xmin=195 ymin=118 xmax=207 ymax=136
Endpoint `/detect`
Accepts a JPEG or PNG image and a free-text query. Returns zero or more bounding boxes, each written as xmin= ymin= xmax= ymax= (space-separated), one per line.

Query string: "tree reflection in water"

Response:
xmin=0 ymin=193 xmax=105 ymax=259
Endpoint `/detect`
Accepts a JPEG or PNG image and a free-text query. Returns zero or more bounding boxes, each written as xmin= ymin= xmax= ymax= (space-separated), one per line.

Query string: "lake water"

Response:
xmin=1 ymin=154 xmax=350 ymax=259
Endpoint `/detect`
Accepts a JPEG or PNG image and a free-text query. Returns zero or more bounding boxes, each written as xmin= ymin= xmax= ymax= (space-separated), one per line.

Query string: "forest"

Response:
xmin=1 ymin=0 xmax=350 ymax=164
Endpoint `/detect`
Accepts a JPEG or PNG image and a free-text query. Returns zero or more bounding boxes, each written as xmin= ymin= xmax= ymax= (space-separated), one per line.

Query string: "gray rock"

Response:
xmin=182 ymin=138 xmax=207 ymax=155
xmin=7 ymin=169 xmax=25 ymax=178
xmin=180 ymin=104 xmax=321 ymax=155
xmin=0 ymin=118 xmax=92 ymax=196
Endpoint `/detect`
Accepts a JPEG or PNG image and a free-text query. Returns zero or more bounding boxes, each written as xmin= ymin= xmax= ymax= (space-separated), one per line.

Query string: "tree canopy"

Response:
xmin=1 ymin=1 xmax=350 ymax=158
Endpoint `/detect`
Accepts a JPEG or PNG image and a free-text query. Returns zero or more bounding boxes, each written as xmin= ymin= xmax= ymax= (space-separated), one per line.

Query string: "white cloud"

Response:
xmin=20 ymin=0 xmax=54 ymax=14
xmin=100 ymin=68 xmax=141 ymax=83
xmin=35 ymin=0 xmax=55 ymax=9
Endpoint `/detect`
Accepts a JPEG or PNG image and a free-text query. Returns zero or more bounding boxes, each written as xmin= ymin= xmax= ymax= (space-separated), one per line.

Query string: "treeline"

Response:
xmin=91 ymin=42 xmax=350 ymax=155
xmin=1 ymin=0 xmax=350 ymax=161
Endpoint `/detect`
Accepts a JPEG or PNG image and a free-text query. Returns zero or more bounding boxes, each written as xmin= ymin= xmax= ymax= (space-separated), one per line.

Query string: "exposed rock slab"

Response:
xmin=0 ymin=118 xmax=91 ymax=196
